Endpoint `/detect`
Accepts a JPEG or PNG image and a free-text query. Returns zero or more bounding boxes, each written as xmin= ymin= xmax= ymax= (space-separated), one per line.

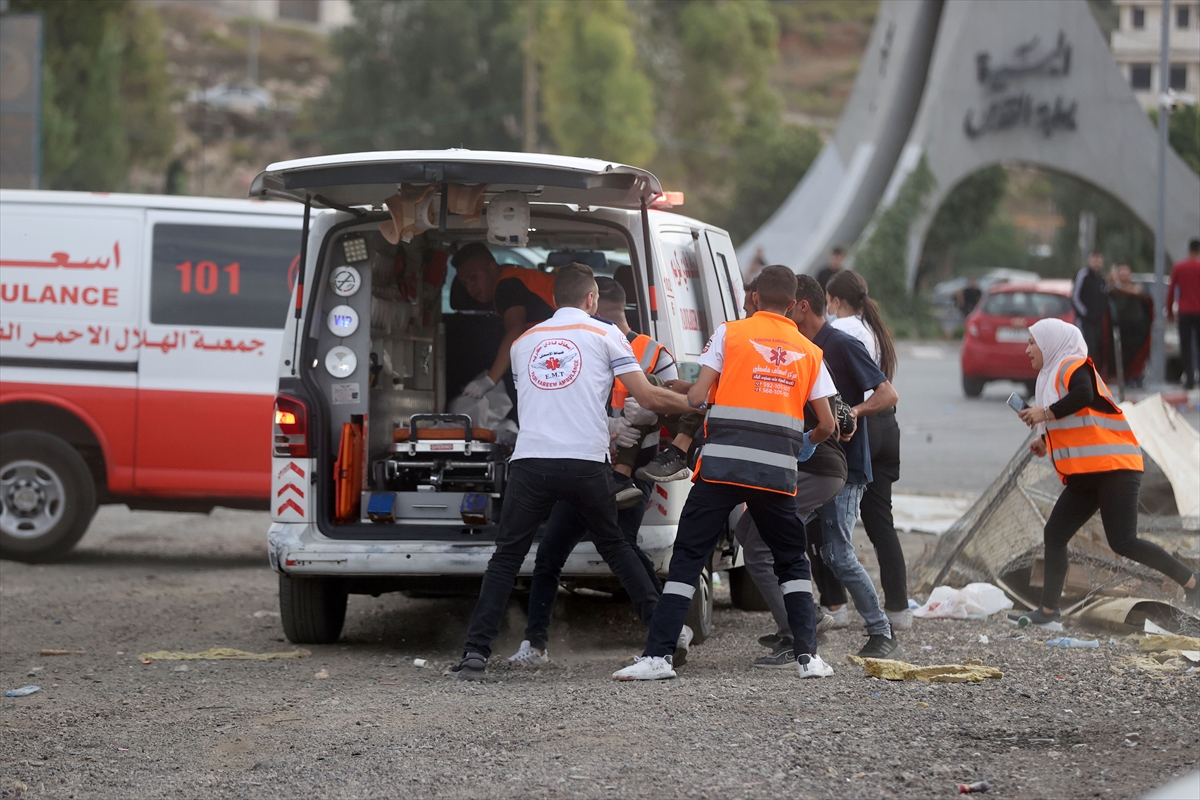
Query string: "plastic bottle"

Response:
xmin=1045 ymin=637 xmax=1100 ymax=648
xmin=958 ymin=780 xmax=992 ymax=794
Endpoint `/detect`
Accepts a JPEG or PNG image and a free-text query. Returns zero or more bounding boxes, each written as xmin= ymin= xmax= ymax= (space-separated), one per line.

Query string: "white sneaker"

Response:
xmin=613 ymin=655 xmax=677 ymax=681
xmin=506 ymin=640 xmax=549 ymax=666
xmin=886 ymin=608 xmax=913 ymax=631
xmin=674 ymin=625 xmax=694 ymax=667
xmin=821 ymin=605 xmax=849 ymax=629
xmin=796 ymin=653 xmax=834 ymax=679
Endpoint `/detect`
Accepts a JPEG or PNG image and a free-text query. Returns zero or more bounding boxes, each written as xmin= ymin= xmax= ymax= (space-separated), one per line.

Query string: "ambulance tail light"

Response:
xmin=273 ymin=395 xmax=309 ymax=457
xmin=649 ymin=191 xmax=685 ymax=210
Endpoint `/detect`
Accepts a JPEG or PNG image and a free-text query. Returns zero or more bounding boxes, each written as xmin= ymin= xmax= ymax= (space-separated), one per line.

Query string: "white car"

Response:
xmin=253 ymin=150 xmax=752 ymax=644
xmin=187 ymin=82 xmax=274 ymax=113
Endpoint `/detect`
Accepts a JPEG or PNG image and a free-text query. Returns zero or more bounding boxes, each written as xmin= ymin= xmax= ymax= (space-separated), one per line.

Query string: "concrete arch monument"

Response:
xmin=739 ymin=0 xmax=1200 ymax=289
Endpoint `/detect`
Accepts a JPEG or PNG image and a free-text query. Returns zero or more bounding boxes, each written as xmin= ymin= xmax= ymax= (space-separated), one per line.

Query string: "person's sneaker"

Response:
xmin=856 ymin=634 xmax=903 ymax=660
xmin=796 ymin=653 xmax=834 ymax=678
xmin=821 ymin=605 xmax=849 ymax=629
xmin=758 ymin=631 xmax=787 ymax=648
xmin=450 ymin=652 xmax=487 ymax=680
xmin=886 ymin=608 xmax=913 ymax=631
xmin=506 ymin=640 xmax=549 ymax=667
xmin=815 ymin=612 xmax=836 ymax=636
xmin=1006 ymin=608 xmax=1064 ymax=631
xmin=613 ymin=474 xmax=645 ymax=510
xmin=674 ymin=625 xmax=694 ymax=667
xmin=612 ymin=655 xmax=676 ymax=681
xmin=752 ymin=640 xmax=795 ymax=669
xmin=635 ymin=444 xmax=691 ymax=483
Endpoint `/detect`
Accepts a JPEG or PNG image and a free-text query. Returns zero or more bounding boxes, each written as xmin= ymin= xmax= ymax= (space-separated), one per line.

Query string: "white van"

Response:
xmin=0 ymin=191 xmax=302 ymax=560
xmin=254 ymin=151 xmax=750 ymax=644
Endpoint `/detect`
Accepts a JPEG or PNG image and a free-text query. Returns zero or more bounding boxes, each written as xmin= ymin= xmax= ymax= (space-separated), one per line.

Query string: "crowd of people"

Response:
xmin=447 ymin=240 xmax=1199 ymax=682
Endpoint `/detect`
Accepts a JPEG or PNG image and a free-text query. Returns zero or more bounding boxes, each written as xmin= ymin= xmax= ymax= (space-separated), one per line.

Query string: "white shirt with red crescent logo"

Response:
xmin=510 ymin=307 xmax=641 ymax=462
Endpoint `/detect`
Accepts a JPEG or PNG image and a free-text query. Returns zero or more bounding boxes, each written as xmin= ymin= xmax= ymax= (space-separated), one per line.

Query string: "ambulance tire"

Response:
xmin=684 ymin=566 xmax=713 ymax=644
xmin=279 ymin=575 xmax=347 ymax=645
xmin=0 ymin=431 xmax=97 ymax=563
xmin=727 ymin=566 xmax=770 ymax=612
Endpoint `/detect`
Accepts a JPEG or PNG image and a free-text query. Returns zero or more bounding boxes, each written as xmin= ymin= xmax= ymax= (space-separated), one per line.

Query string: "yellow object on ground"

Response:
xmin=1139 ymin=634 xmax=1200 ymax=653
xmin=139 ymin=647 xmax=310 ymax=661
xmin=857 ymin=657 xmax=1004 ymax=683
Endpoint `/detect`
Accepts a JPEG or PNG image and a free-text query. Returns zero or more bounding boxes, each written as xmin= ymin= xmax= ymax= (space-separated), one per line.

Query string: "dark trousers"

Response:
xmin=644 ymin=479 xmax=817 ymax=658
xmin=1080 ymin=317 xmax=1104 ymax=362
xmin=523 ymin=478 xmax=661 ymax=651
xmin=1041 ymin=470 xmax=1194 ymax=610
xmin=463 ymin=459 xmax=660 ymax=659
xmin=862 ymin=410 xmax=908 ymax=611
xmin=1179 ymin=313 xmax=1199 ymax=387
xmin=806 ymin=516 xmax=847 ymax=607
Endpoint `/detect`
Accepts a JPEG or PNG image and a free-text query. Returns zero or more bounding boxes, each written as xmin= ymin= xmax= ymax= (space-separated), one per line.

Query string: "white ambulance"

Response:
xmin=254 ymin=151 xmax=751 ymax=644
xmin=0 ymin=191 xmax=303 ymax=560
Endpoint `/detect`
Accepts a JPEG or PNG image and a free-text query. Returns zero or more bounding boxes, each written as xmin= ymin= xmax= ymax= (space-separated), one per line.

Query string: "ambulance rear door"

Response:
xmin=134 ymin=209 xmax=300 ymax=498
xmin=699 ymin=229 xmax=745 ymax=325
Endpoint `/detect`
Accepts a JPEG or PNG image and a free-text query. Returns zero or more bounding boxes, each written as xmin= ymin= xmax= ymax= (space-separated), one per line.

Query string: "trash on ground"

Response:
xmin=251 ymin=610 xmax=281 ymax=618
xmin=962 ymin=658 xmax=984 ymax=665
xmin=1140 ymin=634 xmax=1200 ymax=653
xmin=1074 ymin=598 xmax=1192 ymax=630
xmin=1144 ymin=618 xmax=1172 ymax=635
xmin=5 ymin=685 xmax=41 ymax=697
xmin=846 ymin=655 xmax=1003 ymax=682
xmin=912 ymin=583 xmax=1013 ymax=620
xmin=413 ymin=658 xmax=430 ymax=668
xmin=977 ymin=634 xmax=989 ymax=644
xmin=314 ymin=668 xmax=330 ymax=679
xmin=958 ymin=780 xmax=992 ymax=794
xmin=39 ymin=649 xmax=85 ymax=656
xmin=1046 ymin=638 xmax=1100 ymax=648
xmin=1114 ymin=655 xmax=1196 ymax=675
xmin=138 ymin=647 xmax=310 ymax=661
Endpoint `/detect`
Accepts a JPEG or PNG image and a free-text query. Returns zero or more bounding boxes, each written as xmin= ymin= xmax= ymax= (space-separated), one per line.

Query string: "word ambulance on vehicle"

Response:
xmin=0 ymin=191 xmax=302 ymax=560
xmin=256 ymin=150 xmax=754 ymax=645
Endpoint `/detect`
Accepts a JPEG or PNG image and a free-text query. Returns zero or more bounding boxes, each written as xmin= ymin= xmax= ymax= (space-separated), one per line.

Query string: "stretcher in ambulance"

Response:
xmin=254 ymin=151 xmax=749 ymax=644
xmin=0 ymin=191 xmax=302 ymax=560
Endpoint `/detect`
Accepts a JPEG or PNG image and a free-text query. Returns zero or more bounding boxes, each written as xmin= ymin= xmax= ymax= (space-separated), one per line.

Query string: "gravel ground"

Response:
xmin=1 ymin=507 xmax=1198 ymax=799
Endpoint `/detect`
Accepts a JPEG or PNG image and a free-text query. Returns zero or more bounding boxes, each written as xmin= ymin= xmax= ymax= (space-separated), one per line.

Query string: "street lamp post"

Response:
xmin=1150 ymin=0 xmax=1171 ymax=387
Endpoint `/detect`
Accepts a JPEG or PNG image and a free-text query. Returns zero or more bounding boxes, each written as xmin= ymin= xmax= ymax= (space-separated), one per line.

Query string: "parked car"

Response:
xmin=253 ymin=150 xmax=752 ymax=645
xmin=960 ymin=280 xmax=1075 ymax=397
xmin=187 ymin=82 xmax=274 ymax=113
xmin=0 ymin=191 xmax=302 ymax=560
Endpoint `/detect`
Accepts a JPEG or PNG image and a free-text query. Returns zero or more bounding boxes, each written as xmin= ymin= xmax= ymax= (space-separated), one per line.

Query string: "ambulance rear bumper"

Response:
xmin=267 ymin=522 xmax=676 ymax=577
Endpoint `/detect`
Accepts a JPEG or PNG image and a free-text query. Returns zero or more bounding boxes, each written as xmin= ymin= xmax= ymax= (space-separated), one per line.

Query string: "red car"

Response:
xmin=960 ymin=280 xmax=1075 ymax=397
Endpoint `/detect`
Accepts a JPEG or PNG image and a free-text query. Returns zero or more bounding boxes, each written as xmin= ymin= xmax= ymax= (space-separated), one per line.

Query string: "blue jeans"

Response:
xmin=815 ymin=482 xmax=891 ymax=637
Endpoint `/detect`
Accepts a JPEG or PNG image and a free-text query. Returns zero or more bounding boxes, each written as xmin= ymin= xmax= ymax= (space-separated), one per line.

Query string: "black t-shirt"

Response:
xmin=494 ymin=277 xmax=554 ymax=324
xmin=797 ymin=396 xmax=848 ymax=480
xmin=812 ymin=323 xmax=888 ymax=484
xmin=815 ymin=265 xmax=839 ymax=289
xmin=959 ymin=286 xmax=982 ymax=315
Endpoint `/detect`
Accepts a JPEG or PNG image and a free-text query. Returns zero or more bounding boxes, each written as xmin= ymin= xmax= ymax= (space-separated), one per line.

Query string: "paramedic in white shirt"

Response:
xmin=452 ymin=263 xmax=692 ymax=680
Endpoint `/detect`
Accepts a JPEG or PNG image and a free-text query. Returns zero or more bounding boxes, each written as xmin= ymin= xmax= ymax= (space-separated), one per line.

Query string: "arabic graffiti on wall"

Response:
xmin=0 ymin=322 xmax=266 ymax=354
xmin=963 ymin=31 xmax=1078 ymax=140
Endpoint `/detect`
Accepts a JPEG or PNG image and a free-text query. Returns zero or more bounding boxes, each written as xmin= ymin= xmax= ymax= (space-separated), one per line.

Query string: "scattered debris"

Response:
xmin=912 ymin=583 xmax=1013 ymax=620
xmin=1046 ymin=638 xmax=1100 ymax=648
xmin=848 ymin=656 xmax=1004 ymax=683
xmin=1140 ymin=635 xmax=1200 ymax=653
xmin=962 ymin=658 xmax=984 ymax=666
xmin=138 ymin=647 xmax=310 ymax=661
xmin=958 ymin=780 xmax=992 ymax=794
xmin=5 ymin=685 xmax=41 ymax=697
xmin=413 ymin=658 xmax=430 ymax=669
xmin=251 ymin=610 xmax=281 ymax=618
xmin=13 ymin=780 xmax=28 ymax=793
xmin=314 ymin=669 xmax=330 ymax=679
xmin=977 ymin=635 xmax=989 ymax=644
xmin=1115 ymin=655 xmax=1196 ymax=675
xmin=39 ymin=649 xmax=85 ymax=656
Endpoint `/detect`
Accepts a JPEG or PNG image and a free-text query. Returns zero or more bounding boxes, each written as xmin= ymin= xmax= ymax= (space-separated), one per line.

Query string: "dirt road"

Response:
xmin=1 ymin=507 xmax=1197 ymax=799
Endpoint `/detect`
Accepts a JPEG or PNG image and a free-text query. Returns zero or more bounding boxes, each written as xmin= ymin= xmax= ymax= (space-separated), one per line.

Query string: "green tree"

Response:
xmin=1150 ymin=104 xmax=1200 ymax=175
xmin=1047 ymin=171 xmax=1154 ymax=275
xmin=319 ymin=0 xmax=524 ymax=152
xmin=722 ymin=121 xmax=821 ymax=243
xmin=920 ymin=165 xmax=1010 ymax=282
xmin=11 ymin=0 xmax=174 ymax=190
xmin=537 ymin=0 xmax=656 ymax=164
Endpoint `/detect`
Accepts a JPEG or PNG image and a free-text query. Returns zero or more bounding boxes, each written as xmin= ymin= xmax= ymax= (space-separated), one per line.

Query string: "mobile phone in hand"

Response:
xmin=1006 ymin=392 xmax=1028 ymax=413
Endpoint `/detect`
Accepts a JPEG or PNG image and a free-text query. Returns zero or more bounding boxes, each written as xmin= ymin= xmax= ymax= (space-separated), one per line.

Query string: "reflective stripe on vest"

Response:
xmin=611 ymin=333 xmax=666 ymax=410
xmin=696 ymin=312 xmax=821 ymax=495
xmin=1045 ymin=358 xmax=1143 ymax=480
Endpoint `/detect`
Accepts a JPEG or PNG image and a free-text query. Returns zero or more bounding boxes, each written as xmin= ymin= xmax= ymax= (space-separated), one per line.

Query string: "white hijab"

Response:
xmin=1031 ymin=318 xmax=1089 ymax=423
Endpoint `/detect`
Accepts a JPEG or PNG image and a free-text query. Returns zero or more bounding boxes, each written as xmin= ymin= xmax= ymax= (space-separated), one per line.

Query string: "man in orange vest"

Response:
xmin=614 ymin=265 xmax=840 ymax=681
xmin=453 ymin=242 xmax=558 ymax=398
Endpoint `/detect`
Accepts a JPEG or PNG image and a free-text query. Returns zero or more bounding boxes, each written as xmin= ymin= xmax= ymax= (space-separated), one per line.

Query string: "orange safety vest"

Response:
xmin=496 ymin=266 xmax=556 ymax=324
xmin=611 ymin=333 xmax=669 ymax=411
xmin=695 ymin=312 xmax=823 ymax=495
xmin=1044 ymin=357 xmax=1143 ymax=481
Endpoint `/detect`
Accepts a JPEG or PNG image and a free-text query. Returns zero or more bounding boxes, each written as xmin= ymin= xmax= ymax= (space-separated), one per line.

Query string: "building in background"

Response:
xmin=1109 ymin=0 xmax=1199 ymax=111
xmin=144 ymin=0 xmax=351 ymax=34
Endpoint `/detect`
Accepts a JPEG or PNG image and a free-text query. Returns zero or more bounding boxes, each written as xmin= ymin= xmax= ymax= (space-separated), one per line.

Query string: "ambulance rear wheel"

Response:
xmin=684 ymin=566 xmax=713 ymax=644
xmin=279 ymin=574 xmax=347 ymax=644
xmin=0 ymin=431 xmax=97 ymax=562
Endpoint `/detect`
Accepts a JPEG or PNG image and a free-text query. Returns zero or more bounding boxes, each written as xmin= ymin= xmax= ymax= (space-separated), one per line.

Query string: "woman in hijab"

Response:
xmin=1008 ymin=318 xmax=1197 ymax=628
